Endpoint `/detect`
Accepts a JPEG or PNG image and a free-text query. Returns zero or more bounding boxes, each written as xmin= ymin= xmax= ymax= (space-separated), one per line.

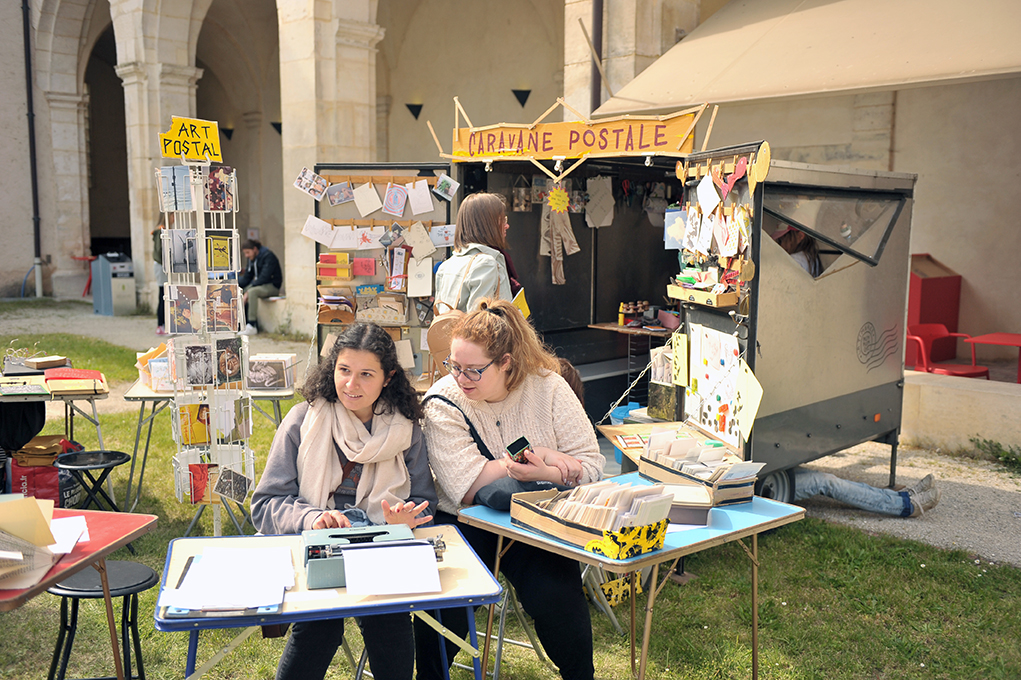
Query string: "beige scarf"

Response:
xmin=296 ymin=398 xmax=414 ymax=525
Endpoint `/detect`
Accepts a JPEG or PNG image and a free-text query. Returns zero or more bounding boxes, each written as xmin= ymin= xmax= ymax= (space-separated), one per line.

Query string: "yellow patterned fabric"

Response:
xmin=584 ymin=519 xmax=667 ymax=560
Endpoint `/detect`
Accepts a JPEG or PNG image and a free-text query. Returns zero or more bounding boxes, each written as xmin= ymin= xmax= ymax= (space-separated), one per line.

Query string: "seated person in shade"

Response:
xmin=238 ymin=238 xmax=282 ymax=335
xmin=251 ymin=322 xmax=435 ymax=680
xmin=773 ymin=223 xmax=822 ymax=277
xmin=792 ymin=469 xmax=940 ymax=518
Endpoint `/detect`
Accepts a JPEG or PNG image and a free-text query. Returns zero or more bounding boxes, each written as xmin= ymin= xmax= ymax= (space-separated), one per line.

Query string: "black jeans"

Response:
xmin=415 ymin=512 xmax=595 ymax=680
xmin=276 ymin=612 xmax=413 ymax=680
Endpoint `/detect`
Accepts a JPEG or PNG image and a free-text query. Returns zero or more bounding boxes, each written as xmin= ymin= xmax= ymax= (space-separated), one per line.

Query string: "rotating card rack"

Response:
xmin=154 ymin=161 xmax=256 ymax=537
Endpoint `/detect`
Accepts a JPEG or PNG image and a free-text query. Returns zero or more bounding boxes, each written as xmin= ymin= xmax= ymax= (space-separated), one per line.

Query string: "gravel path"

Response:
xmin=4 ymin=300 xmax=1021 ymax=566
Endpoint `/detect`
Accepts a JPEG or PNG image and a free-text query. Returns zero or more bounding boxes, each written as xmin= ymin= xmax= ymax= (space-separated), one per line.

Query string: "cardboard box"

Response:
xmin=639 ymin=454 xmax=756 ymax=506
xmin=667 ymin=284 xmax=739 ymax=308
xmin=509 ymin=489 xmax=668 ymax=560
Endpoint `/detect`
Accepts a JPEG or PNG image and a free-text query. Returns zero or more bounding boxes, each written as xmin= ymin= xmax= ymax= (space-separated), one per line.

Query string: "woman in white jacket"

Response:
xmin=433 ymin=193 xmax=516 ymax=312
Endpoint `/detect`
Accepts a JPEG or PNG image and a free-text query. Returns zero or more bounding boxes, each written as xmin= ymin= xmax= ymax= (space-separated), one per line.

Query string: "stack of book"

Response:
xmin=43 ymin=367 xmax=109 ymax=395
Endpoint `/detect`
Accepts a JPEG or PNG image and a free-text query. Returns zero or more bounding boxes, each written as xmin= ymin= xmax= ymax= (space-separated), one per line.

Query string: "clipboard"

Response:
xmin=161 ymin=555 xmax=285 ymax=618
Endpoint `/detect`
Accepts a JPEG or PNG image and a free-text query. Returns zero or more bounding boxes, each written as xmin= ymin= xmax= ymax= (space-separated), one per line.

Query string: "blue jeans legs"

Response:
xmin=793 ymin=468 xmax=912 ymax=517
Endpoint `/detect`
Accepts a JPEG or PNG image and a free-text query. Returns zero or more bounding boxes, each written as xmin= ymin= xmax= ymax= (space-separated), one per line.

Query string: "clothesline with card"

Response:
xmin=294 ymin=166 xmax=458 ymax=216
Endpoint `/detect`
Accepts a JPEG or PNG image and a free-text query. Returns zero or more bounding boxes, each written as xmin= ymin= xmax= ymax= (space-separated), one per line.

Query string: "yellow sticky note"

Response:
xmin=671 ymin=333 xmax=688 ymax=386
xmin=736 ymin=359 xmax=763 ymax=441
xmin=0 ymin=497 xmax=56 ymax=546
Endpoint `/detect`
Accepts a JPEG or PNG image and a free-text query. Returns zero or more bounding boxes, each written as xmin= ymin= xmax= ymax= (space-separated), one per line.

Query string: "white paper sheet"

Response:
xmin=48 ymin=516 xmax=86 ymax=554
xmin=354 ymin=226 xmax=386 ymax=250
xmin=404 ymin=222 xmax=437 ymax=260
xmin=159 ymin=546 xmax=294 ymax=610
xmin=695 ymin=173 xmax=720 ymax=215
xmin=342 ymin=543 xmax=441 ymax=596
xmin=406 ymin=179 xmax=434 ymax=215
xmin=353 ymin=182 xmax=383 ymax=217
xmin=395 ymin=339 xmax=416 ymax=369
xmin=429 ymin=224 xmax=455 ymax=247
xmin=407 ymin=257 xmax=433 ymax=298
xmin=330 ymin=226 xmax=359 ymax=250
xmin=300 ymin=215 xmax=335 ymax=247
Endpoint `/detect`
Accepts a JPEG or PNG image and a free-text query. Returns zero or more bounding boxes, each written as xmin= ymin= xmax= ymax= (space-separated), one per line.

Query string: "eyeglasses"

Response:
xmin=443 ymin=357 xmax=495 ymax=382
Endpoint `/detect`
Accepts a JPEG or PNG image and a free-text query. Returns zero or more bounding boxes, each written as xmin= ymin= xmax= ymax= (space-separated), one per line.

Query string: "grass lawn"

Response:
xmin=1 ymin=334 xmax=1020 ymax=679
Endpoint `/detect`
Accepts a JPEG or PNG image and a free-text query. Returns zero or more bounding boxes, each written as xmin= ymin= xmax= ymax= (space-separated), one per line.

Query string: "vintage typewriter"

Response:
xmin=302 ymin=525 xmax=446 ymax=589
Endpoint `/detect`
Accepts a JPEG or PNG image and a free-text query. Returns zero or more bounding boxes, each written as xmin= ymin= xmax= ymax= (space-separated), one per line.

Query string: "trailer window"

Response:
xmin=761 ymin=189 xmax=905 ymax=267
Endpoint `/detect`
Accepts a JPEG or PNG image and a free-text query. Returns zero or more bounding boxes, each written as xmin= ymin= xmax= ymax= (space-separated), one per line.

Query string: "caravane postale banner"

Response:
xmin=451 ymin=112 xmax=696 ymax=161
xmin=159 ymin=116 xmax=223 ymax=163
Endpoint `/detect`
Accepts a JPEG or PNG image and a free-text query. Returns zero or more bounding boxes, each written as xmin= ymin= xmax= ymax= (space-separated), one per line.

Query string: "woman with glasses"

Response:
xmin=433 ymin=193 xmax=519 ymax=313
xmin=252 ymin=322 xmax=436 ymax=680
xmin=415 ymin=299 xmax=603 ymax=680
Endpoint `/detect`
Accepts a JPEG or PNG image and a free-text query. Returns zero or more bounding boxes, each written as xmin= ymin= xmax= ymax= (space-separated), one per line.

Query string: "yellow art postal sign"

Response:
xmin=159 ymin=116 xmax=222 ymax=162
xmin=451 ymin=114 xmax=695 ymax=161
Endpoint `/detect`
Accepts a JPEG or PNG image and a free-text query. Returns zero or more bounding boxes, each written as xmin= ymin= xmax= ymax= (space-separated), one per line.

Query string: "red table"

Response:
xmin=964 ymin=333 xmax=1021 ymax=383
xmin=0 ymin=508 xmax=158 ymax=680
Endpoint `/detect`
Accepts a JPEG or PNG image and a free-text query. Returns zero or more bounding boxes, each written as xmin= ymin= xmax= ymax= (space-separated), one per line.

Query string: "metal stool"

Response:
xmin=47 ymin=561 xmax=159 ymax=680
xmin=55 ymin=451 xmax=131 ymax=512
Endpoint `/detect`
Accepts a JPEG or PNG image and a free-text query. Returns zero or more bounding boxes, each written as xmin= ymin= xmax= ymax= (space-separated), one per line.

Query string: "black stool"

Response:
xmin=47 ymin=561 xmax=159 ymax=680
xmin=55 ymin=451 xmax=131 ymax=512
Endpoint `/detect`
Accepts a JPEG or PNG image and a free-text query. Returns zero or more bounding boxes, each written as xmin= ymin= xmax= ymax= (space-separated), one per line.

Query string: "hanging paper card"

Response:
xmin=718 ymin=214 xmax=740 ymax=257
xmin=432 ymin=174 xmax=459 ymax=201
xmin=294 ymin=167 xmax=329 ymax=201
xmin=548 ymin=186 xmax=570 ymax=213
xmin=407 ymin=257 xmax=432 ymax=298
xmin=671 ymin=333 xmax=688 ymax=386
xmin=405 ymin=179 xmax=434 ymax=215
xmin=382 ymin=182 xmax=409 ymax=217
xmin=325 ymin=181 xmax=355 ymax=206
xmin=683 ymin=208 xmax=700 ymax=252
xmin=531 ymin=175 xmax=551 ymax=203
xmin=353 ymin=182 xmax=383 ymax=216
xmin=353 ymin=258 xmax=376 ymax=276
xmin=736 ymin=359 xmax=763 ymax=440
xmin=386 ymin=247 xmax=409 ymax=293
xmin=695 ymin=173 xmax=720 ymax=215
xmin=664 ymin=208 xmax=685 ymax=251
xmin=354 ymin=226 xmax=385 ymax=250
xmin=403 ymin=222 xmax=437 ymax=260
xmin=585 ymin=176 xmax=614 ymax=228
xmin=395 ymin=339 xmax=416 ymax=370
xmin=330 ymin=226 xmax=359 ymax=250
xmin=696 ymin=211 xmax=715 ymax=255
xmin=429 ymin=224 xmax=455 ymax=247
xmin=301 ymin=215 xmax=336 ymax=247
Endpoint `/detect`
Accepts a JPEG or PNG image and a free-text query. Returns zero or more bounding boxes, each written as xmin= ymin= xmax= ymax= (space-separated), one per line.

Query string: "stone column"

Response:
xmin=45 ymin=91 xmax=90 ymax=297
xmin=242 ymin=110 xmax=264 ymax=238
xmin=376 ymin=95 xmax=391 ymax=162
xmin=278 ymin=1 xmax=383 ymax=331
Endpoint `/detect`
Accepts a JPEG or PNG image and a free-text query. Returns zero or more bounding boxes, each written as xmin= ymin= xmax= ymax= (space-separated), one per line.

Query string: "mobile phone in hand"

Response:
xmin=506 ymin=436 xmax=533 ymax=464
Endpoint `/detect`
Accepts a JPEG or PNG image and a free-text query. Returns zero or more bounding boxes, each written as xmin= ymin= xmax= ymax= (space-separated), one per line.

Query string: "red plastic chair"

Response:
xmin=906 ymin=324 xmax=990 ymax=379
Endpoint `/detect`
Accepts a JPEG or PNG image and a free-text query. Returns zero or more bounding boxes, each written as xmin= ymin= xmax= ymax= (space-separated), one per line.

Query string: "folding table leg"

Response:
xmin=467 ymin=606 xmax=483 ymax=680
xmin=186 ymin=631 xmax=199 ymax=677
xmin=95 ymin=558 xmax=126 ymax=680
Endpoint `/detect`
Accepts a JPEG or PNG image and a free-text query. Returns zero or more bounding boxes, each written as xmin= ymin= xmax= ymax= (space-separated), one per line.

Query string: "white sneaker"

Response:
xmin=240 ymin=323 xmax=258 ymax=336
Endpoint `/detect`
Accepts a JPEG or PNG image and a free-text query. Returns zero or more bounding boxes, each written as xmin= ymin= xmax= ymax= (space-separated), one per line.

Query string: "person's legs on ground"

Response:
xmin=794 ymin=468 xmax=911 ymax=517
xmin=241 ymin=283 xmax=279 ymax=334
xmin=359 ymin=612 xmax=414 ymax=680
xmin=276 ymin=618 xmax=345 ymax=680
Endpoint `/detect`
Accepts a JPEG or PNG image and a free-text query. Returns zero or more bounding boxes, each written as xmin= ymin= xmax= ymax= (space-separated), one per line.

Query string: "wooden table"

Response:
xmin=459 ymin=474 xmax=804 ymax=680
xmin=596 ymin=421 xmax=686 ymax=472
xmin=0 ymin=509 xmax=158 ymax=680
xmin=154 ymin=524 xmax=502 ymax=679
xmin=964 ymin=332 xmax=1021 ymax=383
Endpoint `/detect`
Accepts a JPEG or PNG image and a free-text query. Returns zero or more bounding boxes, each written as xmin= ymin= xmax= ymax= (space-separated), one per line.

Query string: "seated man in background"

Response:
xmin=238 ymin=239 xmax=282 ymax=335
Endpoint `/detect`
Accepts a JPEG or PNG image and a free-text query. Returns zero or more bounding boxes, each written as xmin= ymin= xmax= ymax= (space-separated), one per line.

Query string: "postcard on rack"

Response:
xmin=159 ymin=166 xmax=193 ymax=212
xmin=185 ymin=344 xmax=213 ymax=386
xmin=382 ymin=182 xmax=408 ymax=217
xmin=406 ymin=179 xmax=434 ymax=215
xmin=215 ymin=337 xmax=242 ymax=386
xmin=205 ymin=229 xmax=234 ymax=271
xmin=167 ymin=284 xmax=201 ymax=334
xmin=203 ymin=166 xmax=234 ymax=212
xmin=325 ymin=181 xmax=355 ymax=207
xmin=213 ymin=467 xmax=251 ymax=504
xmin=168 ymin=230 xmax=199 ymax=274
xmin=189 ymin=463 xmax=218 ymax=504
xmin=206 ymin=282 xmax=239 ymax=332
xmin=353 ymin=182 xmax=383 ymax=216
xmin=212 ymin=397 xmax=251 ymax=444
xmin=178 ymin=403 xmax=211 ymax=445
xmin=294 ymin=167 xmax=328 ymax=201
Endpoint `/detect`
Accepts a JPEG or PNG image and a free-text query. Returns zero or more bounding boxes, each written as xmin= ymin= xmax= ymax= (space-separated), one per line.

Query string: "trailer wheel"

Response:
xmin=756 ymin=469 xmax=795 ymax=504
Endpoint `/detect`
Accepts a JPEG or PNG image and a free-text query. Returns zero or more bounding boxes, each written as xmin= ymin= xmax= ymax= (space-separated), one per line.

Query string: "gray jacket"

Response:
xmin=251 ymin=401 xmax=436 ymax=534
xmin=433 ymin=243 xmax=512 ymax=312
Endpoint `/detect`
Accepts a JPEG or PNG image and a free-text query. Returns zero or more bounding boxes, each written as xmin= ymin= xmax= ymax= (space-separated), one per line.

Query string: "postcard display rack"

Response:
xmin=298 ymin=164 xmax=453 ymax=376
xmin=155 ymin=162 xmax=255 ymax=536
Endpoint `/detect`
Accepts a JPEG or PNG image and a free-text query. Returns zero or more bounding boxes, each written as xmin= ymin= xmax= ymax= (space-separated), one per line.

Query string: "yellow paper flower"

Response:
xmin=548 ymin=187 xmax=570 ymax=213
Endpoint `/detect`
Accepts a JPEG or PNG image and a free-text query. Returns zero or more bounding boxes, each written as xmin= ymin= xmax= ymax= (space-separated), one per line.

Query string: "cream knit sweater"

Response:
xmin=423 ymin=371 xmax=604 ymax=515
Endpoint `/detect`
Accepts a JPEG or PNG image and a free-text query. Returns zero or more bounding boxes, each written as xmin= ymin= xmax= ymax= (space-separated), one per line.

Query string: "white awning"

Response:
xmin=594 ymin=0 xmax=1021 ymax=117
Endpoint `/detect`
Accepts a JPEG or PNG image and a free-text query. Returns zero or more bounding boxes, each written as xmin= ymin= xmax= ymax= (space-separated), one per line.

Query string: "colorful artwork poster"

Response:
xmin=206 ymin=282 xmax=239 ymax=332
xmin=215 ymin=337 xmax=242 ymax=386
xmin=382 ymin=182 xmax=409 ymax=217
xmin=168 ymin=284 xmax=200 ymax=334
xmin=205 ymin=229 xmax=234 ymax=271
xmin=203 ymin=165 xmax=234 ymax=212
